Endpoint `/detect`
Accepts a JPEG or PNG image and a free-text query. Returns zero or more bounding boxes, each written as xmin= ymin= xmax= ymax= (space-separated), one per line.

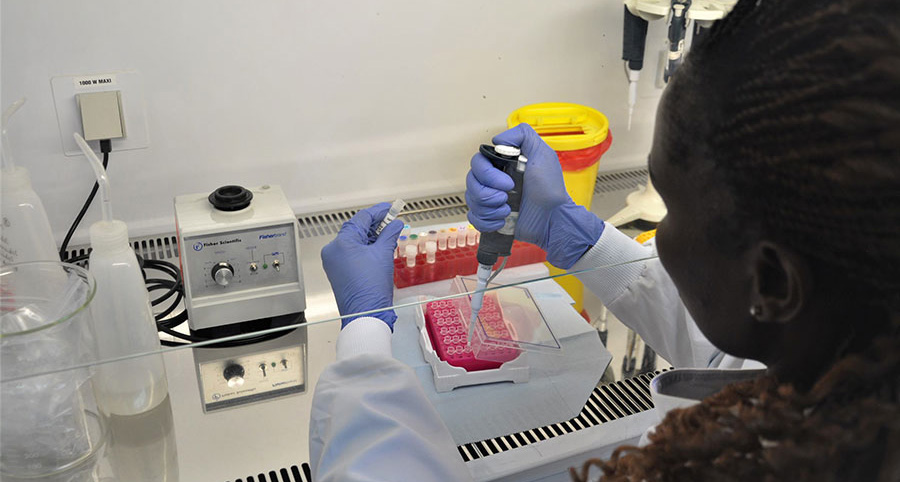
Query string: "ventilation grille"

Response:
xmin=228 ymin=463 xmax=311 ymax=482
xmin=297 ymin=194 xmax=467 ymax=239
xmin=223 ymin=372 xmax=664 ymax=480
xmin=63 ymin=234 xmax=180 ymax=264
xmin=594 ymin=168 xmax=648 ymax=194
xmin=65 ymin=168 xmax=646 ymax=254
xmin=456 ymin=370 xmax=667 ymax=462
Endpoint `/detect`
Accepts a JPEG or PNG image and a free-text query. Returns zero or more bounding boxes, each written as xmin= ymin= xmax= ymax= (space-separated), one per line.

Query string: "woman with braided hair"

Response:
xmin=310 ymin=0 xmax=898 ymax=479
xmin=566 ymin=0 xmax=900 ymax=479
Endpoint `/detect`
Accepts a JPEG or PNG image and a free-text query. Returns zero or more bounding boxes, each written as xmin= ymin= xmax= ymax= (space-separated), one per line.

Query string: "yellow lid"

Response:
xmin=634 ymin=229 xmax=657 ymax=244
xmin=507 ymin=103 xmax=610 ymax=152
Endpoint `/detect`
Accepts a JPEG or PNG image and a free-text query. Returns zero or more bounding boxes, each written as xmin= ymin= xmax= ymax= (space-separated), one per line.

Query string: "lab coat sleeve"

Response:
xmin=309 ymin=317 xmax=473 ymax=482
xmin=572 ymin=222 xmax=720 ymax=368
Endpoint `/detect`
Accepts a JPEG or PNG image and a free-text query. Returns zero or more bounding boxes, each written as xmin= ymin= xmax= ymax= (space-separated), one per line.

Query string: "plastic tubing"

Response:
xmin=1 ymin=97 xmax=26 ymax=170
xmin=74 ymin=133 xmax=113 ymax=223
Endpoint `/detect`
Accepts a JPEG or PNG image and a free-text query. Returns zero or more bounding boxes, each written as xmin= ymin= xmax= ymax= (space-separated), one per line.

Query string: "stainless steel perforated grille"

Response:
xmin=456 ymin=370 xmax=666 ymax=462
xmin=228 ymin=463 xmax=311 ymax=482
xmin=64 ymin=167 xmax=646 ymax=255
xmin=594 ymin=168 xmax=648 ymax=194
xmin=296 ymin=194 xmax=467 ymax=239
xmin=63 ymin=234 xmax=180 ymax=263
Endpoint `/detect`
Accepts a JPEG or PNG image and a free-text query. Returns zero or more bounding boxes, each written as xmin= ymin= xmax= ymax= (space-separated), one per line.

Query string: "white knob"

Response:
xmin=495 ymin=145 xmax=521 ymax=157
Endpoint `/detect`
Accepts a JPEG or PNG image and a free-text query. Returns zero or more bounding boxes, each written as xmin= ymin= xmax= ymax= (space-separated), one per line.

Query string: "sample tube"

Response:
xmin=425 ymin=241 xmax=437 ymax=264
xmin=405 ymin=244 xmax=418 ymax=268
xmin=397 ymin=235 xmax=408 ymax=258
xmin=375 ymin=199 xmax=405 ymax=236
xmin=408 ymin=234 xmax=419 ymax=252
xmin=418 ymin=232 xmax=428 ymax=253
xmin=428 ymin=230 xmax=438 ymax=246
xmin=438 ymin=229 xmax=448 ymax=250
xmin=457 ymin=226 xmax=467 ymax=246
xmin=447 ymin=228 xmax=458 ymax=249
xmin=466 ymin=224 xmax=477 ymax=246
xmin=401 ymin=224 xmax=411 ymax=238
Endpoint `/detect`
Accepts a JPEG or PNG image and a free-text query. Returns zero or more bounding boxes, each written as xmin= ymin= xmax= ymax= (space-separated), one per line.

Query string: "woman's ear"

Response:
xmin=749 ymin=241 xmax=812 ymax=323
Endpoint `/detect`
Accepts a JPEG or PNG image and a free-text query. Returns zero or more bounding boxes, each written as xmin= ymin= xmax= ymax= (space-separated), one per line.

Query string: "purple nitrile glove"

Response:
xmin=321 ymin=202 xmax=403 ymax=330
xmin=465 ymin=123 xmax=604 ymax=269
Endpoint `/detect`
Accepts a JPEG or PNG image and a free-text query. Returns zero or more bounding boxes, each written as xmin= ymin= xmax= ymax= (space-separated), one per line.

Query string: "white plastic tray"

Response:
xmin=413 ymin=296 xmax=529 ymax=392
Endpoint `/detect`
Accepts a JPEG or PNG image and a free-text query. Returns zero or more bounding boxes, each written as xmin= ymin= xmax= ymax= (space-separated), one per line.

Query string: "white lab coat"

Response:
xmin=309 ymin=318 xmax=474 ymax=482
xmin=309 ymin=223 xmax=761 ymax=481
xmin=571 ymin=222 xmax=759 ymax=370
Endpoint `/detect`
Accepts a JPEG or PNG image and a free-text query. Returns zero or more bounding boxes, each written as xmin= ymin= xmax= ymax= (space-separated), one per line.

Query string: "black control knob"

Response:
xmin=223 ymin=364 xmax=245 ymax=388
xmin=208 ymin=185 xmax=253 ymax=212
xmin=212 ymin=262 xmax=235 ymax=287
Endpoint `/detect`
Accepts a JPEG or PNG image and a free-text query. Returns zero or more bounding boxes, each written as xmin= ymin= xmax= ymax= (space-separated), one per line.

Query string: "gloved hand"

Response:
xmin=321 ymin=203 xmax=403 ymax=330
xmin=466 ymin=123 xmax=604 ymax=269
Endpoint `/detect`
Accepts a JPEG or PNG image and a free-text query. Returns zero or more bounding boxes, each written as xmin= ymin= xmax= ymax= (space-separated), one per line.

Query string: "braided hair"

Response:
xmin=572 ymin=0 xmax=900 ymax=479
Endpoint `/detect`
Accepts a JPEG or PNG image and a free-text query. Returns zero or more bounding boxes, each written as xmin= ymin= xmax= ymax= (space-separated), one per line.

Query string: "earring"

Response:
xmin=749 ymin=305 xmax=762 ymax=319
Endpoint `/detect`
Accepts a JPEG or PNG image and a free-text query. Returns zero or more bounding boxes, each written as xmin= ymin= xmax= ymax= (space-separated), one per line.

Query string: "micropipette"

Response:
xmin=375 ymin=199 xmax=405 ymax=236
xmin=622 ymin=5 xmax=649 ymax=131
xmin=468 ymin=144 xmax=527 ymax=344
xmin=665 ymin=0 xmax=692 ymax=82
xmin=626 ymin=65 xmax=639 ymax=131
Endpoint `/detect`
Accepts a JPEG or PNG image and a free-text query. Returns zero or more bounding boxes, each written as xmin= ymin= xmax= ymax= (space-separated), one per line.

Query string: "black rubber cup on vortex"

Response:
xmin=208 ymin=185 xmax=253 ymax=211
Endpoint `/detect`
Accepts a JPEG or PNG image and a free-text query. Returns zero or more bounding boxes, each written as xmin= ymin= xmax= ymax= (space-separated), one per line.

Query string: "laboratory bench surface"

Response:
xmin=7 ymin=178 xmax=671 ymax=482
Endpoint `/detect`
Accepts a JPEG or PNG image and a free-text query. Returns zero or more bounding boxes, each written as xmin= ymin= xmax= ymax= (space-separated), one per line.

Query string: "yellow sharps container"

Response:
xmin=507 ymin=103 xmax=612 ymax=318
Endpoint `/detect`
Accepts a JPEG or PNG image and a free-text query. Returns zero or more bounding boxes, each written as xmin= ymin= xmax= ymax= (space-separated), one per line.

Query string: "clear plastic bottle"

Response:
xmin=0 ymin=167 xmax=58 ymax=264
xmin=89 ymin=219 xmax=168 ymax=416
xmin=1 ymin=98 xmax=57 ymax=265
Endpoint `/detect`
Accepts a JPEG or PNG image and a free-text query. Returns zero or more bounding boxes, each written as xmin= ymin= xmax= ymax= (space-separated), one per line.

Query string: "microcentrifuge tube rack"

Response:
xmin=394 ymin=239 xmax=546 ymax=288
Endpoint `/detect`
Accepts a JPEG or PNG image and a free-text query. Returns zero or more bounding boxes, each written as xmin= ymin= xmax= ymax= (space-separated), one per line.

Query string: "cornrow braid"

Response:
xmin=683 ymin=0 xmax=900 ymax=310
xmin=568 ymin=0 xmax=900 ymax=479
xmin=569 ymin=323 xmax=900 ymax=481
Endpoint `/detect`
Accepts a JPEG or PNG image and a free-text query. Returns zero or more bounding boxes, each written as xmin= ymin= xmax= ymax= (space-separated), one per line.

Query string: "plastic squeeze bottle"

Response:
xmin=76 ymin=133 xmax=168 ymax=415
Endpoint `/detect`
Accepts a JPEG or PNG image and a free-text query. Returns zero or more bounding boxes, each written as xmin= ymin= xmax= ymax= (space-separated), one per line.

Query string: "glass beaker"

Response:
xmin=1 ymin=261 xmax=106 ymax=478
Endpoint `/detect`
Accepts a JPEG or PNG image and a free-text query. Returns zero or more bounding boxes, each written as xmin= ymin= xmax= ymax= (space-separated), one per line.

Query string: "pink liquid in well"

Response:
xmin=423 ymin=297 xmax=519 ymax=372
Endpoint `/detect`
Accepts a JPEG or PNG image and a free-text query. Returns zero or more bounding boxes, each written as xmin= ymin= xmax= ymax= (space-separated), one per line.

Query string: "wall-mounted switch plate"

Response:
xmin=77 ymin=91 xmax=125 ymax=141
xmin=51 ymin=70 xmax=149 ymax=156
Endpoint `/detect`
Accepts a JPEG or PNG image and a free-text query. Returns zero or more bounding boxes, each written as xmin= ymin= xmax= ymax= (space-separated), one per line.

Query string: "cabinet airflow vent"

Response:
xmin=228 ymin=462 xmax=311 ymax=482
xmin=297 ymin=194 xmax=467 ymax=239
xmin=595 ymin=168 xmax=648 ymax=194
xmin=65 ymin=168 xmax=645 ymax=253
xmin=62 ymin=234 xmax=180 ymax=264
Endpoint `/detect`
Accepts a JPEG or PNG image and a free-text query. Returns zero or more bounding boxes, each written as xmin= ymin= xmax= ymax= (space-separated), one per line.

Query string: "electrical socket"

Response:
xmin=77 ymin=91 xmax=125 ymax=141
xmin=51 ymin=70 xmax=149 ymax=156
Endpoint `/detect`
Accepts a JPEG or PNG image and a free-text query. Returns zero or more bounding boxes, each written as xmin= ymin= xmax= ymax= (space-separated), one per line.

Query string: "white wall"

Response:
xmin=1 ymin=0 xmax=668 ymax=245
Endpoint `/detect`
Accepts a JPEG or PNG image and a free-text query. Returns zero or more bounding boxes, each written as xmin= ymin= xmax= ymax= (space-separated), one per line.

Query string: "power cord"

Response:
xmin=59 ymin=139 xmax=112 ymax=260
xmin=65 ymin=249 xmax=298 ymax=347
xmin=63 ymin=251 xmax=192 ymax=346
xmin=58 ymin=151 xmax=298 ymax=347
